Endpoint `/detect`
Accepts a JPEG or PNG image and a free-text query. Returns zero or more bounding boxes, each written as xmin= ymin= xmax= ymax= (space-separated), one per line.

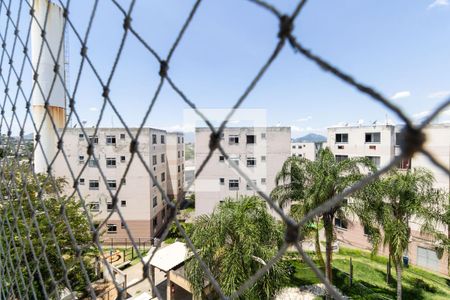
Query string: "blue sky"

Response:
xmin=3 ymin=0 xmax=450 ymax=138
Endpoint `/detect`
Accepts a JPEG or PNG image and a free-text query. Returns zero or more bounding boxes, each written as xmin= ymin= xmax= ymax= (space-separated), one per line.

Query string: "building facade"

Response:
xmin=166 ymin=132 xmax=185 ymax=202
xmin=291 ymin=141 xmax=324 ymax=160
xmin=195 ymin=127 xmax=291 ymax=216
xmin=326 ymin=123 xmax=449 ymax=275
xmin=54 ymin=128 xmax=184 ymax=242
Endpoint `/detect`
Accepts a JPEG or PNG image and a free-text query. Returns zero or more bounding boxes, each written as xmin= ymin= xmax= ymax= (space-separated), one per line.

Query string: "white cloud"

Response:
xmin=428 ymin=0 xmax=449 ymax=9
xmin=412 ymin=110 xmax=431 ymax=119
xmin=390 ymin=91 xmax=411 ymax=100
xmin=296 ymin=116 xmax=312 ymax=122
xmin=427 ymin=90 xmax=450 ymax=99
xmin=164 ymin=123 xmax=195 ymax=133
xmin=89 ymin=107 xmax=98 ymax=112
xmin=441 ymin=109 xmax=450 ymax=116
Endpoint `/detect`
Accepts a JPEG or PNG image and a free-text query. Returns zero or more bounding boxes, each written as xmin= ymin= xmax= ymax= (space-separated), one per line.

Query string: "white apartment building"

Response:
xmin=54 ymin=128 xmax=184 ymax=241
xmin=166 ymin=132 xmax=185 ymax=202
xmin=195 ymin=127 xmax=291 ymax=216
xmin=291 ymin=141 xmax=324 ymax=160
xmin=327 ymin=123 xmax=450 ymax=275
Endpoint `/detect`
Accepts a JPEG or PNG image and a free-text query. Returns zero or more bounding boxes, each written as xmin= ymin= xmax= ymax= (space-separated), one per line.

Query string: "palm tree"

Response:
xmin=184 ymin=196 xmax=288 ymax=299
xmin=359 ymin=168 xmax=449 ymax=300
xmin=271 ymin=148 xmax=376 ymax=284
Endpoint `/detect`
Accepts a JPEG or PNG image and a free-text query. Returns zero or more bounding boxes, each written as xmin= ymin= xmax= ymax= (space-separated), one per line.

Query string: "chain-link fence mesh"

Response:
xmin=0 ymin=0 xmax=449 ymax=299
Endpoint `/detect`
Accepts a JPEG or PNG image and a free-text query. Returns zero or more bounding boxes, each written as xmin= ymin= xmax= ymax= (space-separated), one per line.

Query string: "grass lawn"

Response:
xmin=286 ymin=247 xmax=450 ymax=299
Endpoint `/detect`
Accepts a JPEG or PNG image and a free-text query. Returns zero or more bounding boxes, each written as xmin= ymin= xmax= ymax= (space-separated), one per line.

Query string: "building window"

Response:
xmin=152 ymin=155 xmax=157 ymax=165
xmin=219 ymin=156 xmax=225 ymax=162
xmin=89 ymin=135 xmax=98 ymax=144
xmin=229 ymin=135 xmax=239 ymax=144
xmin=89 ymin=180 xmax=99 ymax=190
xmin=78 ymin=133 xmax=84 ymax=140
xmin=88 ymin=202 xmax=99 ymax=212
xmin=121 ymin=178 xmax=126 ymax=185
xmin=78 ymin=155 xmax=85 ymax=164
xmin=182 ymin=164 xmax=184 ymax=170
xmin=397 ymin=157 xmax=411 ymax=170
xmin=246 ymin=180 xmax=257 ymax=190
xmin=220 ymin=133 xmax=225 ymax=140
xmin=178 ymin=165 xmax=181 ymax=172
xmin=334 ymin=218 xmax=348 ymax=229
xmin=161 ymin=135 xmax=165 ymax=144
xmin=161 ymin=154 xmax=165 ymax=163
xmin=365 ymin=132 xmax=381 ymax=143
xmin=178 ymin=151 xmax=181 ymax=158
xmin=153 ymin=176 xmax=157 ymax=186
xmin=153 ymin=217 xmax=158 ymax=227
xmin=182 ymin=150 xmax=184 ymax=157
xmin=120 ymin=133 xmax=126 ymax=140
xmin=107 ymin=203 xmax=114 ymax=211
xmin=178 ymin=179 xmax=181 ymax=187
xmin=261 ymin=178 xmax=266 ymax=185
xmin=335 ymin=133 xmax=348 ymax=143
xmin=366 ymin=156 xmax=381 ymax=168
xmin=161 ymin=172 xmax=165 ymax=182
xmin=219 ymin=178 xmax=225 ymax=185
xmin=363 ymin=225 xmax=370 ymax=236
xmin=107 ymin=180 xmax=117 ymax=190
xmin=230 ymin=156 xmax=239 ymax=166
xmin=261 ymin=156 xmax=266 ymax=162
xmin=88 ymin=158 xmax=98 ymax=167
xmin=107 ymin=224 xmax=117 ymax=234
xmin=292 ymin=145 xmax=296 ymax=149
xmin=247 ymin=157 xmax=256 ymax=167
xmin=335 ymin=155 xmax=348 ymax=163
xmin=106 ymin=157 xmax=116 ymax=168
xmin=79 ymin=178 xmax=85 ymax=185
xmin=153 ymin=196 xmax=157 ymax=207
xmin=152 ymin=134 xmax=157 ymax=144
xmin=162 ymin=208 xmax=166 ymax=220
xmin=181 ymin=137 xmax=184 ymax=143
xmin=106 ymin=135 xmax=116 ymax=145
xmin=261 ymin=133 xmax=266 ymax=139
xmin=229 ymin=179 xmax=239 ymax=190
xmin=120 ymin=156 xmax=126 ymax=163
xmin=395 ymin=132 xmax=401 ymax=146
xmin=246 ymin=135 xmax=256 ymax=144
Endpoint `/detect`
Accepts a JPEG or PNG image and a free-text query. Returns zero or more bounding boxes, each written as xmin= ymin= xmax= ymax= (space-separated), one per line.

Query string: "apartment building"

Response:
xmin=195 ymin=127 xmax=291 ymax=216
xmin=291 ymin=141 xmax=324 ymax=160
xmin=327 ymin=123 xmax=450 ymax=275
xmin=166 ymin=132 xmax=185 ymax=202
xmin=54 ymin=128 xmax=184 ymax=241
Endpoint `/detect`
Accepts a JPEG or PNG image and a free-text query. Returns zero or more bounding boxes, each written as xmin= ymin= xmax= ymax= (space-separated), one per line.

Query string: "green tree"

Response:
xmin=271 ymin=148 xmax=376 ymax=284
xmin=0 ymin=162 xmax=98 ymax=299
xmin=357 ymin=168 xmax=449 ymax=300
xmin=185 ymin=196 xmax=288 ymax=299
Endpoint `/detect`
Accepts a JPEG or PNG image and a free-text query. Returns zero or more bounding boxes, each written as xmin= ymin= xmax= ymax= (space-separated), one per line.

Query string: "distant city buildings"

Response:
xmin=195 ymin=127 xmax=291 ymax=216
xmin=327 ymin=123 xmax=449 ymax=275
xmin=54 ymin=128 xmax=185 ymax=241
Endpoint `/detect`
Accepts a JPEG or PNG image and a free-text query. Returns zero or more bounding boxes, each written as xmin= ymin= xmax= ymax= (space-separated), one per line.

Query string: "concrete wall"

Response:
xmin=195 ymin=127 xmax=291 ymax=216
xmin=166 ymin=132 xmax=185 ymax=202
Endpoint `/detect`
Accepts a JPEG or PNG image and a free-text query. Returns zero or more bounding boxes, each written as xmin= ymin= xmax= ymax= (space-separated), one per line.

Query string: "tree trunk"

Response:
xmin=315 ymin=219 xmax=325 ymax=268
xmin=396 ymin=261 xmax=402 ymax=300
xmin=323 ymin=214 xmax=334 ymax=284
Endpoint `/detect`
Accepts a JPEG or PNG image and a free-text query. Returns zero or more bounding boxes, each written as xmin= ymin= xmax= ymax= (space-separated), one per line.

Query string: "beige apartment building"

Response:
xmin=327 ymin=123 xmax=449 ymax=275
xmin=166 ymin=132 xmax=185 ymax=202
xmin=291 ymin=141 xmax=324 ymax=160
xmin=195 ymin=127 xmax=291 ymax=216
xmin=54 ymin=128 xmax=184 ymax=241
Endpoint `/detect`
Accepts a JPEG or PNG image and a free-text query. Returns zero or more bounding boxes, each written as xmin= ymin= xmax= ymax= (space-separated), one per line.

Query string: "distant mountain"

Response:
xmin=293 ymin=133 xmax=327 ymax=143
xmin=23 ymin=133 xmax=34 ymax=141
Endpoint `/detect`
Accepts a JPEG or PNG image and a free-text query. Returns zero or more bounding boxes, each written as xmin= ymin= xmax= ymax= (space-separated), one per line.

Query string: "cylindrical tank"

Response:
xmin=31 ymin=0 xmax=66 ymax=173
